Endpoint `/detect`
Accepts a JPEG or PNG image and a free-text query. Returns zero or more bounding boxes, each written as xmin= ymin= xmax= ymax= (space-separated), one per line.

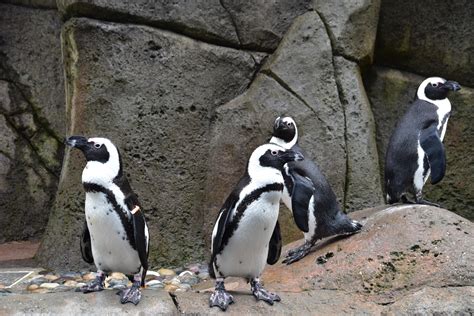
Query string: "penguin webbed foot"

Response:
xmin=118 ymin=282 xmax=142 ymax=305
xmin=251 ymin=279 xmax=280 ymax=305
xmin=415 ymin=193 xmax=441 ymax=207
xmin=282 ymin=242 xmax=312 ymax=265
xmin=209 ymin=281 xmax=234 ymax=311
xmin=80 ymin=274 xmax=105 ymax=293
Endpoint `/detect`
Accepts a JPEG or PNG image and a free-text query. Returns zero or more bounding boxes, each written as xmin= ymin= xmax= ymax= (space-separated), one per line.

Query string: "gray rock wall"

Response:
xmin=0 ymin=3 xmax=64 ymax=242
xmin=0 ymin=0 xmax=471 ymax=268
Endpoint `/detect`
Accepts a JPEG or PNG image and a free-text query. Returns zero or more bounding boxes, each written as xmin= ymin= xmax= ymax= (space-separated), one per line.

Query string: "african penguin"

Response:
xmin=209 ymin=143 xmax=304 ymax=311
xmin=66 ymin=136 xmax=149 ymax=305
xmin=385 ymin=77 xmax=461 ymax=206
xmin=270 ymin=116 xmax=362 ymax=264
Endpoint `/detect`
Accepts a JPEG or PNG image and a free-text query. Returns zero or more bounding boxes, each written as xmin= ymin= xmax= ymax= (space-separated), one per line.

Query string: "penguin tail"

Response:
xmin=315 ymin=212 xmax=362 ymax=239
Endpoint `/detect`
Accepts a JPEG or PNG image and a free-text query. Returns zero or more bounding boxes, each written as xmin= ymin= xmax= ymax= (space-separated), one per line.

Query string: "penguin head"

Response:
xmin=66 ymin=136 xmax=122 ymax=180
xmin=417 ymin=77 xmax=461 ymax=101
xmin=270 ymin=116 xmax=298 ymax=149
xmin=248 ymin=143 xmax=304 ymax=177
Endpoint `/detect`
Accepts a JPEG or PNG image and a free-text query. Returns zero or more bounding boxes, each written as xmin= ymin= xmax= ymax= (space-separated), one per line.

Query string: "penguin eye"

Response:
xmin=94 ymin=143 xmax=102 ymax=149
xmin=432 ymin=83 xmax=438 ymax=87
xmin=271 ymin=150 xmax=278 ymax=156
xmin=286 ymin=122 xmax=292 ymax=127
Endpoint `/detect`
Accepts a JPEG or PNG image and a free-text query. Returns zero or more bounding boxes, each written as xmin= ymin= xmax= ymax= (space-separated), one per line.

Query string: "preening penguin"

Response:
xmin=209 ymin=143 xmax=304 ymax=311
xmin=385 ymin=77 xmax=461 ymax=206
xmin=270 ymin=117 xmax=362 ymax=264
xmin=66 ymin=136 xmax=149 ymax=305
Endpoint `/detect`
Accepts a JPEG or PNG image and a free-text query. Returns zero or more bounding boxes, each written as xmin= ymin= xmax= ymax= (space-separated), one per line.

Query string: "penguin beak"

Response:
xmin=65 ymin=136 xmax=89 ymax=150
xmin=274 ymin=117 xmax=283 ymax=130
xmin=443 ymin=81 xmax=461 ymax=92
xmin=281 ymin=149 xmax=304 ymax=162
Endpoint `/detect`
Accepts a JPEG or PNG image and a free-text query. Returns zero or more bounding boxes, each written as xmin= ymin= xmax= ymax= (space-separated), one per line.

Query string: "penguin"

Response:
xmin=385 ymin=77 xmax=461 ymax=206
xmin=269 ymin=117 xmax=362 ymax=264
xmin=209 ymin=143 xmax=304 ymax=311
xmin=66 ymin=136 xmax=149 ymax=305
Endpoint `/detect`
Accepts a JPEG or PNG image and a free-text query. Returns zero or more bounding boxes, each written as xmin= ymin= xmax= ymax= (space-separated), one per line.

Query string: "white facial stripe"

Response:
xmin=417 ymin=77 xmax=446 ymax=101
xmin=269 ymin=116 xmax=298 ymax=149
xmin=82 ymin=137 xmax=121 ymax=184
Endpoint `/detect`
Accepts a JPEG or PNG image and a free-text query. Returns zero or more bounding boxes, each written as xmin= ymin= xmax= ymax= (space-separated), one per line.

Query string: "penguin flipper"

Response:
xmin=420 ymin=125 xmax=446 ymax=184
xmin=80 ymin=220 xmax=94 ymax=264
xmin=289 ymin=171 xmax=312 ymax=233
xmin=267 ymin=220 xmax=282 ymax=265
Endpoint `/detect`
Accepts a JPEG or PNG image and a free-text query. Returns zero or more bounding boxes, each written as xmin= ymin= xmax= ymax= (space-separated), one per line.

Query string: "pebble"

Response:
xmin=32 ymin=288 xmax=50 ymax=294
xmin=164 ymin=284 xmax=179 ymax=292
xmin=198 ymin=272 xmax=209 ymax=280
xmin=0 ymin=284 xmax=5 ymax=289
xmin=146 ymin=280 xmax=163 ymax=288
xmin=186 ymin=264 xmax=200 ymax=274
xmin=44 ymin=274 xmax=60 ymax=281
xmin=109 ymin=272 xmax=127 ymax=280
xmin=82 ymin=272 xmax=96 ymax=281
xmin=28 ymin=277 xmax=48 ymax=286
xmin=39 ymin=283 xmax=60 ymax=289
xmin=27 ymin=284 xmax=39 ymax=291
xmin=63 ymin=280 xmax=77 ymax=287
xmin=158 ymin=268 xmax=176 ymax=277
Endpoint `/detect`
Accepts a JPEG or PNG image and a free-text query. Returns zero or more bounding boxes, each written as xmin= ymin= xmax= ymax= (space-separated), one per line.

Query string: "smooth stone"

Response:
xmin=63 ymin=280 xmax=77 ymax=287
xmin=158 ymin=269 xmax=176 ymax=277
xmin=109 ymin=272 xmax=127 ymax=280
xmin=82 ymin=273 xmax=96 ymax=281
xmin=179 ymin=284 xmax=192 ymax=291
xmin=39 ymin=283 xmax=60 ymax=289
xmin=32 ymin=288 xmax=50 ymax=294
xmin=44 ymin=274 xmax=60 ymax=281
xmin=146 ymin=280 xmax=163 ymax=288
xmin=0 ymin=285 xmax=5 ymax=289
xmin=29 ymin=277 xmax=48 ymax=285
xmin=198 ymin=272 xmax=209 ymax=280
xmin=186 ymin=265 xmax=200 ymax=274
xmin=76 ymin=282 xmax=86 ymax=288
xmin=164 ymin=284 xmax=179 ymax=292
xmin=27 ymin=284 xmax=39 ymax=291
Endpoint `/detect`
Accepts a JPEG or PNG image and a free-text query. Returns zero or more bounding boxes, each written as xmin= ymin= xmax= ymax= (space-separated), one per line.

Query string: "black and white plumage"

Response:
xmin=66 ymin=136 xmax=149 ymax=305
xmin=270 ymin=117 xmax=362 ymax=264
xmin=209 ymin=143 xmax=304 ymax=311
xmin=385 ymin=77 xmax=461 ymax=206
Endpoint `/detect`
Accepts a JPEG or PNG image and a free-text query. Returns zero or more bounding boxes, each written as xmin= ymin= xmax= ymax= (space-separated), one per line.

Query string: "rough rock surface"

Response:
xmin=57 ymin=0 xmax=312 ymax=52
xmin=375 ymin=0 xmax=474 ymax=86
xmin=190 ymin=205 xmax=474 ymax=314
xmin=0 ymin=4 xmax=64 ymax=242
xmin=366 ymin=67 xmax=474 ymax=220
xmin=313 ymin=0 xmax=381 ymax=63
xmin=37 ymin=17 xmax=258 ymax=269
xmin=334 ymin=57 xmax=383 ymax=211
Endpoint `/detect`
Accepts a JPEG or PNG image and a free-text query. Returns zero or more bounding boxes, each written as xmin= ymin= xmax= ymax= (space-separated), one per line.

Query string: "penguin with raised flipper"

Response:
xmin=270 ymin=117 xmax=362 ymax=264
xmin=209 ymin=143 xmax=304 ymax=311
xmin=66 ymin=136 xmax=149 ymax=305
xmin=385 ymin=77 xmax=461 ymax=206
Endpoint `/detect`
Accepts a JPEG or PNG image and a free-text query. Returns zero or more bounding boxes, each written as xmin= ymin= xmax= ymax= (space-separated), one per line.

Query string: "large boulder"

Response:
xmin=334 ymin=57 xmax=383 ymax=211
xmin=185 ymin=205 xmax=474 ymax=314
xmin=37 ymin=17 xmax=259 ymax=269
xmin=57 ymin=0 xmax=312 ymax=52
xmin=375 ymin=0 xmax=474 ymax=87
xmin=313 ymin=0 xmax=381 ymax=63
xmin=366 ymin=67 xmax=474 ymax=220
xmin=0 ymin=4 xmax=64 ymax=242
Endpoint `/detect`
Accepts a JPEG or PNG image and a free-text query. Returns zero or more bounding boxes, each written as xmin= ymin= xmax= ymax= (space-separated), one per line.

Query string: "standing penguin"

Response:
xmin=66 ymin=136 xmax=149 ymax=305
xmin=270 ymin=117 xmax=362 ymax=264
xmin=385 ymin=77 xmax=461 ymax=206
xmin=209 ymin=143 xmax=304 ymax=311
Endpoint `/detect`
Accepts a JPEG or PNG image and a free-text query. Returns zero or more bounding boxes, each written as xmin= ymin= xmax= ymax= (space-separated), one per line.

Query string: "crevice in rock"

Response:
xmin=0 ymin=1 xmax=57 ymax=11
xmin=62 ymin=3 xmax=271 ymax=54
xmin=2 ymin=114 xmax=59 ymax=179
xmin=169 ymin=292 xmax=182 ymax=314
xmin=246 ymin=54 xmax=268 ymax=89
xmin=218 ymin=0 xmax=242 ymax=47
xmin=260 ymin=69 xmax=325 ymax=127
xmin=315 ymin=9 xmax=351 ymax=211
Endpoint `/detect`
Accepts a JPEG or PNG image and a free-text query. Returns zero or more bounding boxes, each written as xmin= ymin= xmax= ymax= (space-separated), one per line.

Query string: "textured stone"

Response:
xmin=0 ymin=3 xmax=64 ymax=242
xmin=375 ymin=0 xmax=474 ymax=86
xmin=313 ymin=0 xmax=381 ymax=63
xmin=57 ymin=0 xmax=239 ymax=46
xmin=37 ymin=17 xmax=257 ymax=269
xmin=334 ymin=56 xmax=383 ymax=211
xmin=366 ymin=67 xmax=474 ymax=220
xmin=1 ymin=0 xmax=57 ymax=8
xmin=261 ymin=11 xmax=346 ymax=200
xmin=220 ymin=0 xmax=311 ymax=51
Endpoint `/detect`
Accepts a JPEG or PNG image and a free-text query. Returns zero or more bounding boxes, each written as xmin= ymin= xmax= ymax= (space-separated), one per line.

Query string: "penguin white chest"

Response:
xmin=85 ymin=192 xmax=141 ymax=274
xmin=216 ymin=191 xmax=281 ymax=279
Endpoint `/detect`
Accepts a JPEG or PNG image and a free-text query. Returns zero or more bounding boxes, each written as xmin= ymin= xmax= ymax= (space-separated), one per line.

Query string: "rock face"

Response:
xmin=366 ymin=67 xmax=474 ymax=220
xmin=0 ymin=4 xmax=64 ymax=242
xmin=38 ymin=17 xmax=258 ymax=268
xmin=375 ymin=0 xmax=474 ymax=86
xmin=186 ymin=205 xmax=474 ymax=314
xmin=313 ymin=0 xmax=381 ymax=63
